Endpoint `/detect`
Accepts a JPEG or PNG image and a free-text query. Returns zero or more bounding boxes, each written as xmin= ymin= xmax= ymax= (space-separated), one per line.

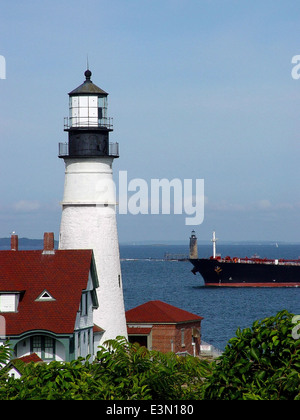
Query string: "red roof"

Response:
xmin=0 ymin=249 xmax=95 ymax=335
xmin=93 ymin=324 xmax=104 ymax=333
xmin=126 ymin=300 xmax=203 ymax=324
xmin=18 ymin=353 xmax=43 ymax=363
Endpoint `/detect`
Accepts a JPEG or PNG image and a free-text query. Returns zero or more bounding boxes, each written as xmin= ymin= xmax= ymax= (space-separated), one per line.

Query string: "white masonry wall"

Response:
xmin=59 ymin=157 xmax=128 ymax=346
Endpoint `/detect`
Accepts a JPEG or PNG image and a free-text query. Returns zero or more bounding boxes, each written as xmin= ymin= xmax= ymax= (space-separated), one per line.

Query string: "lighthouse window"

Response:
xmin=71 ymin=96 xmax=78 ymax=107
xmin=79 ymin=96 xmax=88 ymax=107
xmin=89 ymin=96 xmax=97 ymax=107
xmin=98 ymin=96 xmax=107 ymax=119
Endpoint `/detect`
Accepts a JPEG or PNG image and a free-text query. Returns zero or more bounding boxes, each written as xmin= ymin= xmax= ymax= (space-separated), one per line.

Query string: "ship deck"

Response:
xmin=211 ymin=256 xmax=300 ymax=266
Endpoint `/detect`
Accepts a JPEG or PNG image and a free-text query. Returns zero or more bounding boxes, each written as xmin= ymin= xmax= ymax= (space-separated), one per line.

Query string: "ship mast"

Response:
xmin=211 ymin=231 xmax=218 ymax=259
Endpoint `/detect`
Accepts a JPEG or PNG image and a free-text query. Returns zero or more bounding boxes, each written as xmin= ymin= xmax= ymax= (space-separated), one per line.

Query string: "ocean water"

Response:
xmin=120 ymin=244 xmax=300 ymax=351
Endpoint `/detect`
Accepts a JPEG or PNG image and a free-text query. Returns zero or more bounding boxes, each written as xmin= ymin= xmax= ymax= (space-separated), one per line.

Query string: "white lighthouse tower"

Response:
xmin=58 ymin=69 xmax=127 ymax=345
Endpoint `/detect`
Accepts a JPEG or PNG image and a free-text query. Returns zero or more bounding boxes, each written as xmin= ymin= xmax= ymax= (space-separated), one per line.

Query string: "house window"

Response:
xmin=78 ymin=332 xmax=81 ymax=357
xmin=32 ymin=336 xmax=42 ymax=358
xmin=87 ymin=330 xmax=90 ymax=355
xmin=181 ymin=328 xmax=185 ymax=347
xmin=80 ymin=292 xmax=88 ymax=316
xmin=31 ymin=336 xmax=55 ymax=360
xmin=0 ymin=293 xmax=18 ymax=312
xmin=44 ymin=337 xmax=54 ymax=359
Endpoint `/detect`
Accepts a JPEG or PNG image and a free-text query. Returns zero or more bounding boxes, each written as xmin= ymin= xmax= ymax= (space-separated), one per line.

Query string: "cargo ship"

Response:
xmin=189 ymin=231 xmax=300 ymax=287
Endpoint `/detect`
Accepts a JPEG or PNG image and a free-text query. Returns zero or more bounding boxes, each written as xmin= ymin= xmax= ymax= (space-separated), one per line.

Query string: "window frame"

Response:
xmin=31 ymin=335 xmax=55 ymax=361
xmin=80 ymin=292 xmax=89 ymax=316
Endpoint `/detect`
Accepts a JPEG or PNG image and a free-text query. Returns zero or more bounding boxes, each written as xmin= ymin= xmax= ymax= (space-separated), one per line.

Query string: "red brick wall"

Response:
xmin=151 ymin=321 xmax=201 ymax=356
xmin=151 ymin=324 xmax=176 ymax=353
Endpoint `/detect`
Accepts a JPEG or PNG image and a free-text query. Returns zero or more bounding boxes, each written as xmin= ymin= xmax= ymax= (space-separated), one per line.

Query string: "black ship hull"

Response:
xmin=190 ymin=258 xmax=300 ymax=287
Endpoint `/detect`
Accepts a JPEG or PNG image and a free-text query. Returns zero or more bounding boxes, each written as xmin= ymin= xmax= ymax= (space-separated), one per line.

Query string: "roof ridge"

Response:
xmin=126 ymin=300 xmax=203 ymax=323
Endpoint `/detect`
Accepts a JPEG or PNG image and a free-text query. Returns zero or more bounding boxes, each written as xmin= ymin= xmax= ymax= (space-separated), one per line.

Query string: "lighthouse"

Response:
xmin=58 ymin=69 xmax=127 ymax=345
xmin=189 ymin=230 xmax=198 ymax=259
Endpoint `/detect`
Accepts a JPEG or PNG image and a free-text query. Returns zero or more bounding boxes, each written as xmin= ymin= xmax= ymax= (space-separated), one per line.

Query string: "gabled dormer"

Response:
xmin=35 ymin=290 xmax=56 ymax=302
xmin=0 ymin=292 xmax=22 ymax=313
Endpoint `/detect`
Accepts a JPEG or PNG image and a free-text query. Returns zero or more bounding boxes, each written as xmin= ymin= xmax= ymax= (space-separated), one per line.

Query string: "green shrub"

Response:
xmin=1 ymin=310 xmax=299 ymax=400
xmin=0 ymin=343 xmax=12 ymax=365
xmin=202 ymin=310 xmax=300 ymax=400
xmin=0 ymin=336 xmax=210 ymax=400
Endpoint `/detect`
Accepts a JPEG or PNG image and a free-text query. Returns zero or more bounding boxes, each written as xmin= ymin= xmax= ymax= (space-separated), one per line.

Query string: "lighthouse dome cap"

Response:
xmin=68 ymin=69 xmax=109 ymax=96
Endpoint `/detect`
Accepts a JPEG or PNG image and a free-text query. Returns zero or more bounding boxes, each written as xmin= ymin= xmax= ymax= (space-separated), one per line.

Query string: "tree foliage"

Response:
xmin=202 ymin=310 xmax=300 ymax=400
xmin=0 ymin=343 xmax=12 ymax=365
xmin=0 ymin=310 xmax=299 ymax=400
xmin=0 ymin=337 xmax=210 ymax=400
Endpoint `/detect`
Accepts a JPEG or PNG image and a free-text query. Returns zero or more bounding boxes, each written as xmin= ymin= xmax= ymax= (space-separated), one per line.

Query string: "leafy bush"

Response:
xmin=0 ymin=337 xmax=210 ymax=400
xmin=202 ymin=310 xmax=300 ymax=400
xmin=93 ymin=337 xmax=210 ymax=399
xmin=0 ymin=343 xmax=12 ymax=365
xmin=1 ymin=310 xmax=299 ymax=400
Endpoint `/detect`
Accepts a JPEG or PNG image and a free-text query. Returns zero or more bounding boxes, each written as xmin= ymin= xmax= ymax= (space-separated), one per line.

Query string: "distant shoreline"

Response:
xmin=1 ymin=237 xmax=300 ymax=250
xmin=119 ymin=241 xmax=300 ymax=246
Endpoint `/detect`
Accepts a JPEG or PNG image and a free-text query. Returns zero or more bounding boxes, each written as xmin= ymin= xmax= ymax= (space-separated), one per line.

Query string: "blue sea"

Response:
xmin=120 ymin=244 xmax=300 ymax=351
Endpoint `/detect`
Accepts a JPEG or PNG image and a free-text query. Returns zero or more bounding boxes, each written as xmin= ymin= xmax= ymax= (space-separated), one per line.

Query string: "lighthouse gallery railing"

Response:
xmin=58 ymin=142 xmax=119 ymax=158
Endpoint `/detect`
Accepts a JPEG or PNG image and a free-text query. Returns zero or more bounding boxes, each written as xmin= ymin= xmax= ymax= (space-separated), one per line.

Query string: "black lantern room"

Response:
xmin=59 ymin=70 xmax=119 ymax=158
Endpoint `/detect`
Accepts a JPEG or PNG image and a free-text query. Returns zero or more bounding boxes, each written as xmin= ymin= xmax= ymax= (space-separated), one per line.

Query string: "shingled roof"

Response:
xmin=126 ymin=300 xmax=203 ymax=324
xmin=0 ymin=249 xmax=98 ymax=335
xmin=68 ymin=70 xmax=108 ymax=96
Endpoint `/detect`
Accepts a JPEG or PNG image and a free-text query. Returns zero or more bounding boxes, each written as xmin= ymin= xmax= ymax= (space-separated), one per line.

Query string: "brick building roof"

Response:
xmin=0 ymin=249 xmax=97 ymax=335
xmin=126 ymin=300 xmax=203 ymax=324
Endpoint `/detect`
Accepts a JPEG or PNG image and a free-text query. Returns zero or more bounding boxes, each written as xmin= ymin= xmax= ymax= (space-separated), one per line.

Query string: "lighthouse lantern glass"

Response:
xmin=69 ymin=95 xmax=103 ymax=128
xmin=98 ymin=95 xmax=108 ymax=127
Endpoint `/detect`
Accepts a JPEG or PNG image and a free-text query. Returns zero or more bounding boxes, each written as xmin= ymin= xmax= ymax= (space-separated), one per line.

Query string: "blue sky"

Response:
xmin=1 ymin=0 xmax=300 ymax=243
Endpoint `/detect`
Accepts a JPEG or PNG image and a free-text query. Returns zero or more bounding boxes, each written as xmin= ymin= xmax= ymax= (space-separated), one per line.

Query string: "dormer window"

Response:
xmin=35 ymin=290 xmax=55 ymax=302
xmin=0 ymin=293 xmax=20 ymax=312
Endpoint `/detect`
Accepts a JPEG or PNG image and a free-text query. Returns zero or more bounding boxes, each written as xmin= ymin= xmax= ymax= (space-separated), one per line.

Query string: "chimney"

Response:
xmin=43 ymin=232 xmax=55 ymax=254
xmin=11 ymin=233 xmax=18 ymax=251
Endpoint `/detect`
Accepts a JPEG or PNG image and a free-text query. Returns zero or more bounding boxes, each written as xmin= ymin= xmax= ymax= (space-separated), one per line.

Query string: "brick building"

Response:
xmin=126 ymin=300 xmax=203 ymax=356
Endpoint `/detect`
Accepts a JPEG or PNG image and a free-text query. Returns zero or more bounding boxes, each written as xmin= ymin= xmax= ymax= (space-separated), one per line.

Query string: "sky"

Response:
xmin=1 ymin=0 xmax=300 ymax=244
